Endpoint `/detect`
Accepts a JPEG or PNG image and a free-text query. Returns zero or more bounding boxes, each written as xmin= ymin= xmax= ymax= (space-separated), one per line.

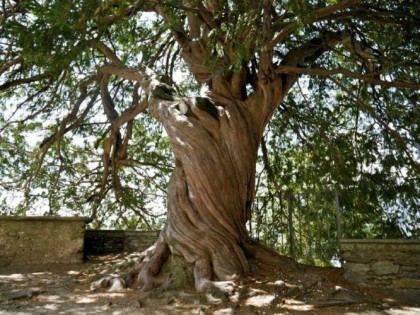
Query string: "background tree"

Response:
xmin=0 ymin=0 xmax=418 ymax=293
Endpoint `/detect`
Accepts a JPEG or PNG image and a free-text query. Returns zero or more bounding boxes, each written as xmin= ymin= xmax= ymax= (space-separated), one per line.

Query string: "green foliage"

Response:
xmin=251 ymin=72 xmax=418 ymax=264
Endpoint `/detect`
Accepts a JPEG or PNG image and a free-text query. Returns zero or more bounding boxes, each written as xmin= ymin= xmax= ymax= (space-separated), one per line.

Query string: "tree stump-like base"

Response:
xmin=90 ymin=239 xmax=299 ymax=299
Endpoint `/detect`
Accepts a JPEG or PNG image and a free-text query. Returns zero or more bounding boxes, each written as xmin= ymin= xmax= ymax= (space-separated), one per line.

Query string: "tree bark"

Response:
xmin=147 ymin=92 xmax=261 ymax=292
xmin=91 ymin=37 xmax=292 ymax=295
xmin=90 ymin=79 xmax=290 ymax=294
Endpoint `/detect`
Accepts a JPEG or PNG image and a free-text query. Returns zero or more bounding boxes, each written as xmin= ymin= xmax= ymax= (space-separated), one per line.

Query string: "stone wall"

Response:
xmin=341 ymin=239 xmax=420 ymax=289
xmin=0 ymin=216 xmax=90 ymax=267
xmin=0 ymin=216 xmax=159 ymax=266
xmin=84 ymin=230 xmax=159 ymax=255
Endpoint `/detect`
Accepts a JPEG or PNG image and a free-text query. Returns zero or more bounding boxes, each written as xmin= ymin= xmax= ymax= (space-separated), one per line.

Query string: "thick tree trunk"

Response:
xmin=142 ymin=93 xmax=261 ymax=293
xmin=91 ymin=71 xmax=293 ymax=294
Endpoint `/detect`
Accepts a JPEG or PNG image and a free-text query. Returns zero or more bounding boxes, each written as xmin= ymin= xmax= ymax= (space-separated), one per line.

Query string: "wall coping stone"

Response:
xmin=85 ymin=229 xmax=159 ymax=233
xmin=0 ymin=216 xmax=91 ymax=222
xmin=341 ymin=239 xmax=420 ymax=244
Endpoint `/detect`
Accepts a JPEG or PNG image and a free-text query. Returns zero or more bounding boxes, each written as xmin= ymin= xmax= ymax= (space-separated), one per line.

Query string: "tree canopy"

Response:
xmin=0 ymin=0 xmax=419 ymax=267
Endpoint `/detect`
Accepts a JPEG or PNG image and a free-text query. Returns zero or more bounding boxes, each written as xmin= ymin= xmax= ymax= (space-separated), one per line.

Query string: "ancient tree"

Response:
xmin=1 ymin=1 xmax=418 ymax=294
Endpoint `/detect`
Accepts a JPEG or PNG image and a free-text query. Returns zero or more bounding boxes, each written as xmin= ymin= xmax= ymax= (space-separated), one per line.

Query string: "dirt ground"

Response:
xmin=0 ymin=253 xmax=419 ymax=315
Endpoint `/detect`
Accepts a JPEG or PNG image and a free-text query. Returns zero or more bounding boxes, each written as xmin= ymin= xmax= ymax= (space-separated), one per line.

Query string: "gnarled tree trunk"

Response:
xmin=128 ymin=81 xmax=284 ymax=293
xmin=91 ymin=66 xmax=289 ymax=294
xmin=156 ymin=97 xmax=258 ymax=290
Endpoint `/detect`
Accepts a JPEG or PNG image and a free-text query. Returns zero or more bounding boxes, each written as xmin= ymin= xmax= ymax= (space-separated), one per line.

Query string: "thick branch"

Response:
xmin=278 ymin=31 xmax=350 ymax=94
xmin=0 ymin=73 xmax=50 ymax=90
xmin=34 ymin=87 xmax=99 ymax=178
xmin=155 ymin=6 xmax=216 ymax=83
xmin=0 ymin=57 xmax=23 ymax=75
xmin=113 ymin=99 xmax=148 ymax=131
xmin=99 ymin=74 xmax=119 ymax=123
xmin=266 ymin=0 xmax=359 ymax=50
xmin=94 ymin=40 xmax=176 ymax=203
xmin=99 ymin=64 xmax=157 ymax=92
xmin=94 ymin=0 xmax=154 ymax=26
xmin=275 ymin=66 xmax=420 ymax=89
xmin=260 ymin=0 xmax=274 ymax=75
xmin=89 ymin=41 xmax=125 ymax=67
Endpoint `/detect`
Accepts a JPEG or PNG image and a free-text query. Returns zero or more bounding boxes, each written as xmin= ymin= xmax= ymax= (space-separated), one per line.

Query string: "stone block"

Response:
xmin=372 ymin=279 xmax=393 ymax=287
xmin=400 ymin=266 xmax=419 ymax=278
xmin=342 ymin=251 xmax=373 ymax=263
xmin=371 ymin=260 xmax=399 ymax=275
xmin=393 ymin=279 xmax=420 ymax=289
xmin=344 ymin=262 xmax=370 ymax=273
xmin=344 ymin=270 xmax=371 ymax=284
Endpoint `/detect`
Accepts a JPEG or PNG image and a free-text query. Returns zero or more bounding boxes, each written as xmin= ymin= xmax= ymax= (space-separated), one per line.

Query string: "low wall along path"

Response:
xmin=0 ymin=216 xmax=90 ymax=266
xmin=341 ymin=239 xmax=420 ymax=289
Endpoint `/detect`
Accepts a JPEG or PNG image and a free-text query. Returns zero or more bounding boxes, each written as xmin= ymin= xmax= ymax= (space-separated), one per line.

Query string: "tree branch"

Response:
xmin=0 ymin=73 xmax=51 ymax=90
xmin=275 ymin=66 xmax=420 ymax=89
xmin=99 ymin=73 xmax=119 ymax=123
xmin=0 ymin=57 xmax=23 ymax=75
xmin=94 ymin=0 xmax=155 ymax=26
xmin=266 ymin=0 xmax=359 ymax=51
xmin=89 ymin=40 xmax=125 ymax=67
xmin=34 ymin=86 xmax=99 ymax=178
xmin=278 ymin=31 xmax=349 ymax=94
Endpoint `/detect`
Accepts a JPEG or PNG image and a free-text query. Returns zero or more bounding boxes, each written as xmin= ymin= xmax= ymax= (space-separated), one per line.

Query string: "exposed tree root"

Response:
xmin=90 ymin=241 xmax=240 ymax=298
xmin=91 ymin=231 xmax=170 ymax=292
xmin=90 ymin=235 xmax=300 ymax=299
xmin=245 ymin=241 xmax=300 ymax=274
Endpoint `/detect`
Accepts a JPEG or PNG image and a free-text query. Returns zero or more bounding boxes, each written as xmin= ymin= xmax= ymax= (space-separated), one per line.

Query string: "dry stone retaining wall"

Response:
xmin=0 ymin=216 xmax=90 ymax=267
xmin=0 ymin=216 xmax=159 ymax=267
xmin=341 ymin=239 xmax=420 ymax=289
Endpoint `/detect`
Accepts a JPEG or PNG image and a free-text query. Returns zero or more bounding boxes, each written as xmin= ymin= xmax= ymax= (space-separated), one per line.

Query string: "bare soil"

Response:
xmin=0 ymin=253 xmax=419 ymax=315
